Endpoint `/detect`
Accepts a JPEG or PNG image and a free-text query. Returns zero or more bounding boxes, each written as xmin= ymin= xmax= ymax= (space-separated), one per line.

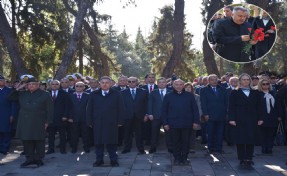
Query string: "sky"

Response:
xmin=96 ymin=0 xmax=204 ymax=50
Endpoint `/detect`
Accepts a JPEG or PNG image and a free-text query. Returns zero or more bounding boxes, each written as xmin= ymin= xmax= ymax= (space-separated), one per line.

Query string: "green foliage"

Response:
xmin=147 ymin=5 xmax=198 ymax=80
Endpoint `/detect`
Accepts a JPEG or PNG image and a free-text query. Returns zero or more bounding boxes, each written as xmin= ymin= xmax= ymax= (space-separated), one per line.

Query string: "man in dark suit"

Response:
xmin=0 ymin=75 xmax=16 ymax=155
xmin=111 ymin=75 xmax=129 ymax=147
xmin=253 ymin=11 xmax=276 ymax=58
xmin=112 ymin=75 xmax=129 ymax=91
xmin=121 ymin=77 xmax=148 ymax=154
xmin=141 ymin=73 xmax=158 ymax=146
xmin=46 ymin=80 xmax=69 ymax=154
xmin=85 ymin=78 xmax=99 ymax=93
xmin=147 ymin=77 xmax=171 ymax=153
xmin=200 ymin=74 xmax=227 ymax=153
xmin=68 ymin=81 xmax=90 ymax=153
xmin=61 ymin=78 xmax=75 ymax=94
xmin=213 ymin=6 xmax=257 ymax=62
xmin=87 ymin=76 xmax=125 ymax=167
xmin=162 ymin=79 xmax=200 ymax=165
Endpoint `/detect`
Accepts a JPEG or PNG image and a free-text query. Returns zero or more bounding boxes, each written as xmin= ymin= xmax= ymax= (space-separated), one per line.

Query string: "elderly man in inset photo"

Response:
xmin=213 ymin=6 xmax=257 ymax=62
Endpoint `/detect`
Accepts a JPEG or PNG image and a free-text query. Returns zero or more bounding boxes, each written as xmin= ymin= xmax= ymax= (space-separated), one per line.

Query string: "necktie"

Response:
xmin=77 ymin=94 xmax=81 ymax=101
xmin=160 ymin=89 xmax=164 ymax=100
xmin=149 ymin=85 xmax=153 ymax=93
xmin=132 ymin=89 xmax=136 ymax=100
xmin=212 ymin=87 xmax=217 ymax=95
xmin=104 ymin=91 xmax=108 ymax=96
xmin=52 ymin=91 xmax=57 ymax=100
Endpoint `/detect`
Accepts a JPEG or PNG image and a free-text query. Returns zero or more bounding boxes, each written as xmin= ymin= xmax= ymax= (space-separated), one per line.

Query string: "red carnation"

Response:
xmin=271 ymin=26 xmax=276 ymax=30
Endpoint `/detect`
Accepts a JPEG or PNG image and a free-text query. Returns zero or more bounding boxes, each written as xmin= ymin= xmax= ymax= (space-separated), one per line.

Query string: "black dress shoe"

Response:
xmin=246 ymin=160 xmax=254 ymax=166
xmin=181 ymin=159 xmax=190 ymax=165
xmin=20 ymin=160 xmax=35 ymax=167
xmin=110 ymin=160 xmax=119 ymax=167
xmin=84 ymin=149 xmax=90 ymax=153
xmin=46 ymin=149 xmax=55 ymax=154
xmin=93 ymin=160 xmax=104 ymax=167
xmin=35 ymin=160 xmax=44 ymax=167
xmin=138 ymin=150 xmax=146 ymax=155
xmin=240 ymin=160 xmax=245 ymax=165
xmin=168 ymin=149 xmax=173 ymax=153
xmin=173 ymin=159 xmax=181 ymax=166
xmin=149 ymin=148 xmax=156 ymax=154
xmin=121 ymin=149 xmax=131 ymax=154
xmin=20 ymin=151 xmax=25 ymax=155
xmin=71 ymin=149 xmax=77 ymax=154
xmin=0 ymin=151 xmax=8 ymax=155
xmin=60 ymin=149 xmax=66 ymax=154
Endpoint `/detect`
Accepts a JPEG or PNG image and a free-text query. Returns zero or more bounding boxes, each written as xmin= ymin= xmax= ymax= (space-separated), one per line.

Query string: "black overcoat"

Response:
xmin=228 ymin=89 xmax=261 ymax=144
xmin=213 ymin=18 xmax=253 ymax=62
xmin=86 ymin=89 xmax=125 ymax=144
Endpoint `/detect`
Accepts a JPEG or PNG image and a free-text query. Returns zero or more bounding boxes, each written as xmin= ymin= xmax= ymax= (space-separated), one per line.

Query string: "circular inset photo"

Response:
xmin=207 ymin=4 xmax=277 ymax=63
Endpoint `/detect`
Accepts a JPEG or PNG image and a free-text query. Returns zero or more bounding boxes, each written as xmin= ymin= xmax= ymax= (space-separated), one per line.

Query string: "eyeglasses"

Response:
xmin=75 ymin=85 xmax=84 ymax=87
xmin=128 ymin=81 xmax=137 ymax=83
xmin=262 ymin=83 xmax=270 ymax=86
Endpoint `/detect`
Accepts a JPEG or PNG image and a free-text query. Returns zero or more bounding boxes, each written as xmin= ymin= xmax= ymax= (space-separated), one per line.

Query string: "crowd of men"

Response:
xmin=1 ymin=71 xmax=287 ymax=168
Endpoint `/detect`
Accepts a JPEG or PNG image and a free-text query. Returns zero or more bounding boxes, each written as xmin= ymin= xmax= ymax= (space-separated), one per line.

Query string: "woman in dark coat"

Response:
xmin=228 ymin=73 xmax=263 ymax=166
xmin=257 ymin=78 xmax=279 ymax=154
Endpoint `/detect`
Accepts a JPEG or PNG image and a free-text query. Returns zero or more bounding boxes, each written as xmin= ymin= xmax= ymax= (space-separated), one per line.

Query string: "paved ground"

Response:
xmin=1 ymin=135 xmax=287 ymax=176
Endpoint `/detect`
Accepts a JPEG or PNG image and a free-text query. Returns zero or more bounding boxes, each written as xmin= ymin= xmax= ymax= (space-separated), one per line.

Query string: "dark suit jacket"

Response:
xmin=69 ymin=92 xmax=90 ymax=123
xmin=253 ymin=17 xmax=276 ymax=58
xmin=86 ymin=89 xmax=125 ymax=144
xmin=0 ymin=87 xmax=17 ymax=132
xmin=112 ymin=86 xmax=129 ymax=92
xmin=121 ymin=88 xmax=148 ymax=120
xmin=141 ymin=84 xmax=158 ymax=94
xmin=200 ymin=85 xmax=227 ymax=121
xmin=228 ymin=89 xmax=261 ymax=144
xmin=148 ymin=89 xmax=172 ymax=120
xmin=49 ymin=89 xmax=69 ymax=126
xmin=213 ymin=18 xmax=253 ymax=62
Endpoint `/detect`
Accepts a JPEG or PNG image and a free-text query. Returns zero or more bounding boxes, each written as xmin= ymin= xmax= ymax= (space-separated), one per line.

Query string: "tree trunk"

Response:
xmin=0 ymin=45 xmax=3 ymax=74
xmin=202 ymin=0 xmax=222 ymax=76
xmin=162 ymin=0 xmax=184 ymax=78
xmin=202 ymin=36 xmax=220 ymax=76
xmin=63 ymin=0 xmax=110 ymax=77
xmin=55 ymin=0 xmax=89 ymax=79
xmin=0 ymin=3 xmax=28 ymax=76
xmin=78 ymin=29 xmax=84 ymax=75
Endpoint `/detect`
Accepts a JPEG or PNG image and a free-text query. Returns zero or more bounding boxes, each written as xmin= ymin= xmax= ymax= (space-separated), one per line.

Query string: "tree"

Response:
xmin=162 ymin=0 xmax=184 ymax=78
xmin=0 ymin=1 xmax=28 ymax=76
xmin=55 ymin=0 xmax=89 ymax=79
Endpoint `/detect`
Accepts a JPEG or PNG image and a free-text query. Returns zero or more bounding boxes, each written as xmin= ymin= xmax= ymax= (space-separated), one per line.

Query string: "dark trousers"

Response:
xmin=70 ymin=122 xmax=90 ymax=151
xmin=200 ymin=122 xmax=208 ymax=143
xmin=236 ymin=144 xmax=254 ymax=160
xmin=95 ymin=144 xmax=118 ymax=161
xmin=47 ymin=124 xmax=67 ymax=151
xmin=207 ymin=120 xmax=225 ymax=152
xmin=170 ymin=128 xmax=191 ymax=161
xmin=164 ymin=128 xmax=173 ymax=151
xmin=142 ymin=120 xmax=151 ymax=145
xmin=118 ymin=126 xmax=125 ymax=146
xmin=22 ymin=140 xmax=45 ymax=162
xmin=0 ymin=132 xmax=11 ymax=153
xmin=150 ymin=119 xmax=162 ymax=149
xmin=261 ymin=126 xmax=277 ymax=151
xmin=123 ymin=117 xmax=144 ymax=151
